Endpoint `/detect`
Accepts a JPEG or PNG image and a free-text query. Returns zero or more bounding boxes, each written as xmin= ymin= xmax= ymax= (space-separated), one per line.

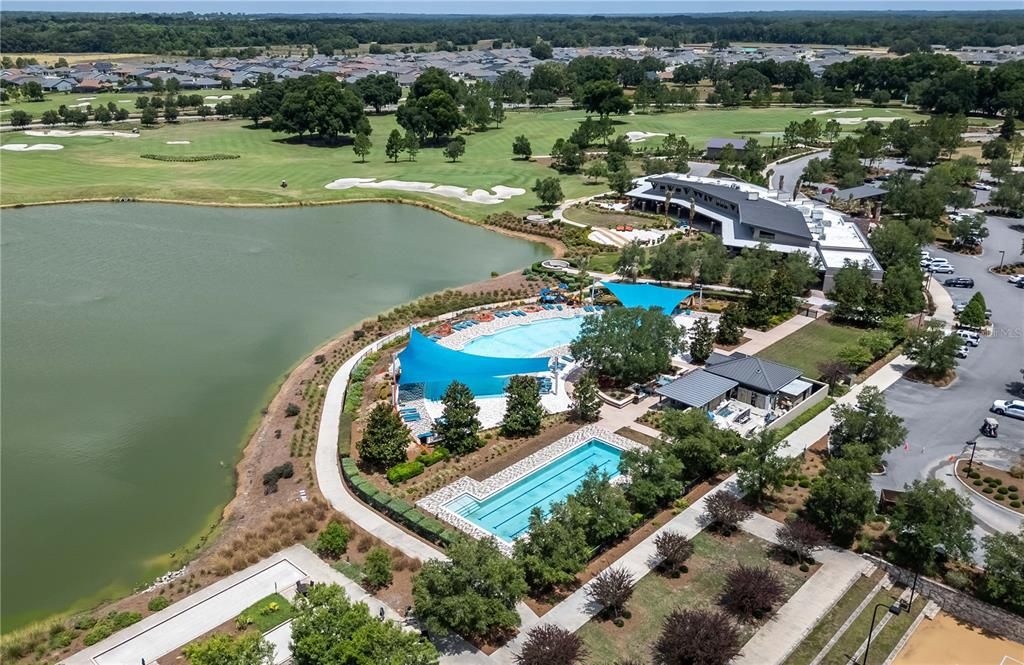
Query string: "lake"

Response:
xmin=0 ymin=202 xmax=549 ymax=628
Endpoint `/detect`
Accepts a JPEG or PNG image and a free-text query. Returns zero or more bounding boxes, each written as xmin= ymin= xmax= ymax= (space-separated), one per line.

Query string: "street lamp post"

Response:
xmin=965 ymin=439 xmax=979 ymax=474
xmin=863 ymin=603 xmax=902 ymax=665
xmin=999 ymin=250 xmax=1006 ymax=270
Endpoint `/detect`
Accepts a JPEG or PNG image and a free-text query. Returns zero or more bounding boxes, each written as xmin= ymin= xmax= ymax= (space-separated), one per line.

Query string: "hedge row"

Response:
xmin=416 ymin=447 xmax=449 ymax=467
xmin=341 ymin=457 xmax=460 ymax=548
xmin=140 ymin=153 xmax=241 ymax=162
xmin=387 ymin=460 xmax=425 ymax=484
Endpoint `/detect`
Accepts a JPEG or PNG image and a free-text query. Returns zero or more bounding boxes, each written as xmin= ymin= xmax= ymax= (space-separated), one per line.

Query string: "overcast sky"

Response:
xmin=4 ymin=0 xmax=1022 ymax=13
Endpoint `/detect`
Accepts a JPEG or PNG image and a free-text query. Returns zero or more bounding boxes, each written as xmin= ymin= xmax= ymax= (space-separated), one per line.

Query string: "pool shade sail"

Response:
xmin=601 ymin=281 xmax=695 ymax=313
xmin=397 ymin=329 xmax=550 ymax=392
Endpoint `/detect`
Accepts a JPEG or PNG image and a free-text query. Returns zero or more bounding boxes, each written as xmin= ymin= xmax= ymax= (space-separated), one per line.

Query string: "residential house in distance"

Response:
xmin=704 ymin=137 xmax=749 ymax=159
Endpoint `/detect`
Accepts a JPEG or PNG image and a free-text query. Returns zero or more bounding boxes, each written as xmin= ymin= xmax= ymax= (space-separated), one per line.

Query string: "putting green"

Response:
xmin=0 ymin=106 xmax=933 ymax=219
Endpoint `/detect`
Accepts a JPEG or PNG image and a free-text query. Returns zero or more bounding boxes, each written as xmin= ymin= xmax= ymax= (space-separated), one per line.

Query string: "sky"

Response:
xmin=3 ymin=0 xmax=1022 ymax=13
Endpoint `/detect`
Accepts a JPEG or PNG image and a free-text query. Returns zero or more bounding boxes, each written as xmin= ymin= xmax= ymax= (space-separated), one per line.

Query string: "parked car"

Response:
xmin=1008 ymin=274 xmax=1023 ymax=284
xmin=1017 ymin=280 xmax=1024 ymax=289
xmin=973 ymin=183 xmax=993 ymax=191
xmin=991 ymin=399 xmax=1024 ymax=420
xmin=956 ymin=346 xmax=970 ymax=359
xmin=929 ymin=264 xmax=955 ymax=274
xmin=945 ymin=277 xmax=975 ymax=288
xmin=957 ymin=330 xmax=981 ymax=347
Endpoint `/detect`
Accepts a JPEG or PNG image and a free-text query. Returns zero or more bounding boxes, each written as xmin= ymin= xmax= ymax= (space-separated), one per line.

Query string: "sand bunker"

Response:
xmin=76 ymin=96 xmax=97 ymax=101
xmin=811 ymin=108 xmax=861 ymax=115
xmin=117 ymin=99 xmax=132 ymax=103
xmin=625 ymin=131 xmax=668 ymax=143
xmin=70 ymin=102 xmax=91 ymax=108
xmin=834 ymin=116 xmax=899 ymax=125
xmin=25 ymin=129 xmax=139 ymax=139
xmin=204 ymin=95 xmax=233 ymax=100
xmin=166 ymin=140 xmax=192 ymax=145
xmin=324 ymin=178 xmax=526 ymax=204
xmin=1 ymin=143 xmax=64 ymax=152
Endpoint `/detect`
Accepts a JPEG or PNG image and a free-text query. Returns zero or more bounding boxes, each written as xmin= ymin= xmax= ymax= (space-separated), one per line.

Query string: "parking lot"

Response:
xmin=873 ymin=210 xmax=1024 ymax=540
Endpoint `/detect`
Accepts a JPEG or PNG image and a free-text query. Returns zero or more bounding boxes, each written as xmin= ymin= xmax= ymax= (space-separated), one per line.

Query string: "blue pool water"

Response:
xmin=445 ymin=439 xmax=623 ymax=542
xmin=461 ymin=316 xmax=585 ymax=358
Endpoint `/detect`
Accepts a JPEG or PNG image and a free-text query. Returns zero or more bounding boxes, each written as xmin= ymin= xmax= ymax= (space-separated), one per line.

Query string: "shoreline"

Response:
xmin=2 ymin=198 xmax=563 ymax=636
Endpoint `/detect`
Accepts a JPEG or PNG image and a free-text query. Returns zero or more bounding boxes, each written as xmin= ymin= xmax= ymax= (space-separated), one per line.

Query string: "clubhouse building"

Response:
xmin=626 ymin=173 xmax=882 ymax=291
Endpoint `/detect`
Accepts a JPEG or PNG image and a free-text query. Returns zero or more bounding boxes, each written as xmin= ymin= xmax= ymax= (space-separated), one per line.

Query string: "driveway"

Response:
xmin=872 ymin=211 xmax=1024 ymax=541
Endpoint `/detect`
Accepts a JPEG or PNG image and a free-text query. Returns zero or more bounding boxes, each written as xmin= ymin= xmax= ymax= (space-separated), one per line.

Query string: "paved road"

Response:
xmin=872 ymin=210 xmax=1024 ymax=541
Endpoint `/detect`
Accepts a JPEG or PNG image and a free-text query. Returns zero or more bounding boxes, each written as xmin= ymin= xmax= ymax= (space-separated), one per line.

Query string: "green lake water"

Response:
xmin=0 ymin=202 xmax=548 ymax=629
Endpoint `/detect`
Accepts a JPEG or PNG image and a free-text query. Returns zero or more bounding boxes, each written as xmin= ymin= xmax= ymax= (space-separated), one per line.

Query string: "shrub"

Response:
xmin=702 ymin=493 xmax=752 ymax=535
xmin=720 ymin=565 xmax=785 ymax=620
xmin=262 ymin=462 xmax=294 ymax=494
xmin=995 ymin=494 xmax=1005 ymax=501
xmin=998 ymin=486 xmax=1009 ymax=495
xmin=655 ymin=531 xmax=694 ymax=575
xmin=969 ymin=471 xmax=981 ymax=479
xmin=799 ymin=563 xmax=810 ymax=572
xmin=285 ymin=402 xmax=301 ymax=417
xmin=586 ymin=567 xmax=634 ymax=619
xmin=1009 ymin=485 xmax=1019 ymax=492
xmin=387 ymin=461 xmax=425 ymax=484
xmin=974 ymin=479 xmax=984 ymax=486
xmin=363 ymin=547 xmax=393 ymax=590
xmin=1011 ymin=501 xmax=1021 ymax=508
xmin=944 ymin=570 xmax=973 ymax=590
xmin=315 ymin=520 xmax=351 ymax=558
xmin=513 ymin=623 xmax=588 ymax=665
xmin=983 ymin=487 xmax=994 ymax=494
xmin=82 ymin=611 xmax=142 ymax=646
xmin=140 ymin=153 xmax=241 ymax=162
xmin=776 ymin=519 xmax=826 ymax=564
xmin=416 ymin=447 xmax=449 ymax=466
xmin=74 ymin=616 xmax=98 ymax=631
xmin=652 ymin=608 xmax=742 ymax=665
xmin=147 ymin=595 xmax=170 ymax=612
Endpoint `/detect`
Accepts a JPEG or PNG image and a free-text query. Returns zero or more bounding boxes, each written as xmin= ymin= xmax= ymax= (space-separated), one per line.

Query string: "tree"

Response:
xmin=358 ymin=403 xmax=409 ymax=469
xmin=353 ymin=73 xmax=401 ymax=113
xmin=403 ymin=130 xmax=420 ymax=161
xmin=569 ymin=371 xmax=601 ymax=423
xmin=616 ymin=242 xmax=646 ymax=281
xmin=715 ymin=303 xmax=746 ymax=346
xmin=315 ymin=520 xmax=351 ymax=558
xmin=950 ymin=213 xmax=988 ymax=249
xmin=999 ymin=114 xmax=1017 ymax=141
xmin=501 ymin=375 xmax=543 ymax=437
xmin=805 ymin=453 xmax=876 ymax=546
xmin=655 ymin=531 xmax=694 ymax=575
xmin=688 ymin=317 xmax=715 ymax=364
xmin=512 ymin=134 xmax=532 ymax=160
xmin=871 ymin=89 xmax=891 ymax=106
xmin=363 ymin=546 xmax=393 ymax=590
xmin=141 ymin=106 xmax=159 ymax=126
xmin=530 ymin=40 xmax=554 ymax=60
xmin=9 ymin=109 xmax=31 ymax=127
xmin=736 ymin=429 xmax=793 ymax=507
xmin=514 ymin=503 xmax=590 ymax=591
xmin=550 ymin=138 xmax=584 ymax=173
xmin=514 ymin=624 xmax=588 ymax=665
xmin=184 ymin=632 xmax=274 ymax=665
xmin=828 ymin=262 xmax=883 ymax=325
xmin=882 ymin=264 xmax=926 ymax=316
xmin=532 ymin=177 xmax=563 ymax=207
xmin=586 ymin=567 xmax=634 ymax=619
xmin=40 ymin=109 xmax=59 ymax=126
xmin=409 ymin=67 xmax=463 ymax=102
xmin=385 ymin=128 xmax=403 ymax=162
xmin=661 ymin=408 xmax=740 ymax=480
xmin=495 ymin=70 xmax=529 ymax=104
xmin=619 ymin=447 xmax=684 ymax=515
xmin=959 ymin=299 xmax=987 ymax=328
xmin=653 ymin=608 xmax=742 ymax=665
xmin=776 ymin=519 xmax=826 ymax=564
xmin=292 ymin=583 xmax=438 ymax=664
xmin=353 ymin=131 xmax=372 ymax=162
xmin=436 ymin=381 xmax=481 ymax=456
xmin=164 ymin=104 xmax=179 ymax=122
xmin=578 ymin=80 xmax=632 ymax=118
xmin=702 ymin=492 xmax=752 ymax=535
xmin=413 ymin=537 xmax=527 ymax=640
xmin=889 ymin=479 xmax=975 ymax=573
xmin=608 ymin=169 xmax=634 ymax=197
xmin=443 ymin=135 xmax=466 ymax=162
xmin=570 ymin=306 xmax=683 ymax=386
xmin=981 ymin=526 xmax=1024 ymax=614
xmin=828 ymin=387 xmax=907 ymax=460
xmin=567 ymin=468 xmax=635 ymax=545
xmin=720 ymin=565 xmax=785 ymax=620
xmin=398 ymin=89 xmax=464 ymax=142
xmin=905 ymin=320 xmax=962 ymax=378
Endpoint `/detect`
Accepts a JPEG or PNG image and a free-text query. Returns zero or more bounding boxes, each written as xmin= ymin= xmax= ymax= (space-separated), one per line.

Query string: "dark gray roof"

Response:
xmin=648 ymin=177 xmax=812 ymax=241
xmin=706 ymin=138 xmax=748 ymax=150
xmin=812 ymin=184 xmax=887 ymax=203
xmin=656 ymin=370 xmax=737 ymax=408
xmin=704 ymin=353 xmax=803 ymax=393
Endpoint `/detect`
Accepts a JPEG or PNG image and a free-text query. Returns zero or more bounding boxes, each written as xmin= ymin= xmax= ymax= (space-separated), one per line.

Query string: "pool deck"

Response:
xmin=416 ymin=424 xmax=647 ymax=555
xmin=438 ymin=306 xmax=596 ymax=354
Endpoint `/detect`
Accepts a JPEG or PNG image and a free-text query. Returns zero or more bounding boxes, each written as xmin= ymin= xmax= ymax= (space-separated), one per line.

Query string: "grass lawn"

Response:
xmin=782 ymin=572 xmax=882 ymax=665
xmin=587 ymin=252 xmax=621 ymax=273
xmin=578 ymin=531 xmax=812 ymax=664
xmin=563 ymin=203 xmax=662 ymax=228
xmin=756 ymin=319 xmax=868 ymax=378
xmin=0 ymin=89 xmax=254 ymax=118
xmin=818 ymin=590 xmax=924 ymax=665
xmin=0 ymin=106 xmax=933 ymax=219
xmin=237 ymin=592 xmax=295 ymax=633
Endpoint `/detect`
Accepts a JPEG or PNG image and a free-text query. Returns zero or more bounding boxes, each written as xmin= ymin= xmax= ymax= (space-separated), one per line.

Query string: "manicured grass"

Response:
xmin=782 ymin=572 xmax=881 ymax=665
xmin=0 ymin=106 xmax=932 ymax=219
xmin=0 ymin=89 xmax=254 ymax=117
xmin=587 ymin=252 xmax=621 ymax=273
xmin=756 ymin=319 xmax=868 ymax=378
xmin=578 ymin=531 xmax=810 ymax=664
xmin=774 ymin=397 xmax=835 ymax=441
xmin=333 ymin=559 xmax=364 ymax=582
xmin=236 ymin=592 xmax=295 ymax=633
xmin=562 ymin=203 xmax=661 ymax=228
xmin=862 ymin=597 xmax=925 ymax=665
xmin=818 ymin=590 xmax=922 ymax=665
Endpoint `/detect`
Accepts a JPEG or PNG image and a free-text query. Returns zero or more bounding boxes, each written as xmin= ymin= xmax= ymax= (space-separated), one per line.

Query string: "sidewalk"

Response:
xmin=733 ymin=314 xmax=816 ymax=355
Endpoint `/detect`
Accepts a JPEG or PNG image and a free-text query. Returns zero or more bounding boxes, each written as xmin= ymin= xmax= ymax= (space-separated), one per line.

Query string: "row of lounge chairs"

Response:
xmin=451 ymin=320 xmax=480 ymax=331
xmin=541 ymin=304 xmax=564 ymax=311
xmin=495 ymin=310 xmax=527 ymax=318
xmin=582 ymin=305 xmax=605 ymax=312
xmin=399 ymin=407 xmax=422 ymax=423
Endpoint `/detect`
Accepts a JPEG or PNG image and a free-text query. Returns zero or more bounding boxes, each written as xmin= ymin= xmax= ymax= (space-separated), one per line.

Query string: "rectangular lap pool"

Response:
xmin=444 ymin=439 xmax=623 ymax=542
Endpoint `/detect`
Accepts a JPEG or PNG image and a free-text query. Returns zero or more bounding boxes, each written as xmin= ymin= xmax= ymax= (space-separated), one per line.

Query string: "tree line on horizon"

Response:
xmin=2 ymin=11 xmax=1024 ymax=55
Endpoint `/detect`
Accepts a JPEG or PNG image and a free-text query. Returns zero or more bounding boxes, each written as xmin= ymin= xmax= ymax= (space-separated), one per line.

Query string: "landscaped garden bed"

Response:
xmin=956 ymin=460 xmax=1024 ymax=513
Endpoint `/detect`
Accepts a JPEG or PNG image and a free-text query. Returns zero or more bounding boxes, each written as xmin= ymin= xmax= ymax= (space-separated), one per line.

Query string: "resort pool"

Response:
xmin=461 ymin=316 xmax=585 ymax=358
xmin=445 ymin=439 xmax=622 ymax=542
